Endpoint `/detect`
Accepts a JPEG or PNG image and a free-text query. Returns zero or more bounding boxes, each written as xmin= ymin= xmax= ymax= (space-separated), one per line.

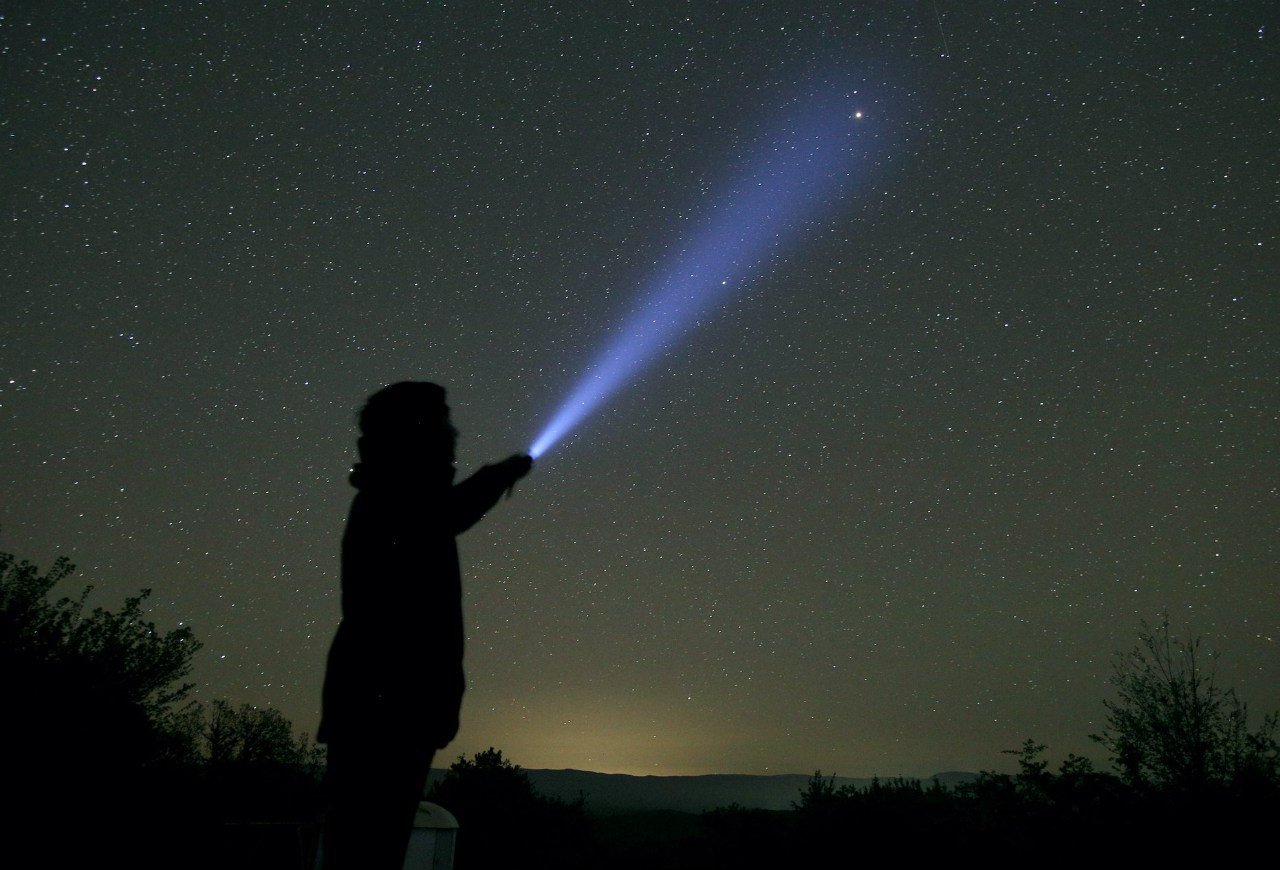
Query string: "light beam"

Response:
xmin=530 ymin=87 xmax=876 ymax=459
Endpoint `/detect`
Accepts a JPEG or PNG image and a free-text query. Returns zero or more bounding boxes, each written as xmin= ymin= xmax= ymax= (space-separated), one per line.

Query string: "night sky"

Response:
xmin=3 ymin=2 xmax=1277 ymax=777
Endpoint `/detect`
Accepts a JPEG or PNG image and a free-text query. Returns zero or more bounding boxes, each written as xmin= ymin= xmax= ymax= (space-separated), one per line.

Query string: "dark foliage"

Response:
xmin=695 ymin=738 xmax=1279 ymax=866
xmin=0 ymin=548 xmax=323 ymax=869
xmin=165 ymin=699 xmax=326 ymax=870
xmin=169 ymin=699 xmax=326 ymax=821
xmin=619 ymin=620 xmax=1280 ymax=868
xmin=5 ymin=547 xmax=1277 ymax=868
xmin=0 ymin=549 xmax=199 ymax=730
xmin=427 ymin=747 xmax=593 ymax=869
xmin=1092 ymin=615 xmax=1279 ymax=795
xmin=0 ymin=548 xmax=201 ymax=865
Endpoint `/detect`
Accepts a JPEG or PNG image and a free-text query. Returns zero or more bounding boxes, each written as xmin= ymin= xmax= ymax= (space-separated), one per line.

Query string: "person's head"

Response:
xmin=357 ymin=381 xmax=457 ymax=467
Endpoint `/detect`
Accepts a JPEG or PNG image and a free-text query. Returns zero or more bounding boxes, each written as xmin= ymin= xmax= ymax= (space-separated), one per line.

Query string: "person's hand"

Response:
xmin=499 ymin=453 xmax=533 ymax=480
xmin=498 ymin=453 xmax=532 ymax=498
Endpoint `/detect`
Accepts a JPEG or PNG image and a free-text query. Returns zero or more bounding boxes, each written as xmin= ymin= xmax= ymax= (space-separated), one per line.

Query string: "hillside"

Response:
xmin=427 ymin=768 xmax=977 ymax=814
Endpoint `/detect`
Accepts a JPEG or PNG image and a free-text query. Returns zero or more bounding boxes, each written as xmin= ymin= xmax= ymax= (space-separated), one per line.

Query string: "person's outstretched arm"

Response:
xmin=449 ymin=454 xmax=532 ymax=534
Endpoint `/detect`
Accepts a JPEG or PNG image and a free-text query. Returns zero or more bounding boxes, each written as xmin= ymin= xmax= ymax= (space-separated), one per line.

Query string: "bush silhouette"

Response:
xmin=427 ymin=748 xmax=592 ymax=869
xmin=1092 ymin=616 xmax=1279 ymax=796
xmin=0 ymin=547 xmax=201 ymax=864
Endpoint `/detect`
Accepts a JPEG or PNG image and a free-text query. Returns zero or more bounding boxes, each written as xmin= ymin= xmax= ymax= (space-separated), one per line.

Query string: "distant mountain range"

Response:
xmin=427 ymin=768 xmax=978 ymax=814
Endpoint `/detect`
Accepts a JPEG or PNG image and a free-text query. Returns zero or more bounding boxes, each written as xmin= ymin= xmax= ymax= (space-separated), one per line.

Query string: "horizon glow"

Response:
xmin=530 ymin=87 xmax=877 ymax=459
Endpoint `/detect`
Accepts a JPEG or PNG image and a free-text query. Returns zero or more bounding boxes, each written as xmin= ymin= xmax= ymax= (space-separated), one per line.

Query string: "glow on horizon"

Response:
xmin=530 ymin=86 xmax=877 ymax=460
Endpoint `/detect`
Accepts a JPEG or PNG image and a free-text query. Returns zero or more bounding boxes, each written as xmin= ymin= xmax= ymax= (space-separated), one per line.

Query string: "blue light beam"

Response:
xmin=530 ymin=88 xmax=875 ymax=459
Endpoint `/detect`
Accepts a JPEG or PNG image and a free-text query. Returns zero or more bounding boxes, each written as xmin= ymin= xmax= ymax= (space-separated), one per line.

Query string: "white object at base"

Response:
xmin=403 ymin=801 xmax=459 ymax=870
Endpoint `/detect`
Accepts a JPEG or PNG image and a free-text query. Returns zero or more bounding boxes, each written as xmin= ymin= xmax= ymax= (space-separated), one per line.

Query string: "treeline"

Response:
xmin=437 ymin=741 xmax=1280 ymax=870
xmin=415 ymin=728 xmax=1280 ymax=869
xmin=0 ymin=549 xmax=324 ymax=869
xmin=580 ymin=619 xmax=1278 ymax=868
xmin=3 ymin=546 xmax=1277 ymax=868
xmin=584 ymin=619 xmax=1280 ymax=868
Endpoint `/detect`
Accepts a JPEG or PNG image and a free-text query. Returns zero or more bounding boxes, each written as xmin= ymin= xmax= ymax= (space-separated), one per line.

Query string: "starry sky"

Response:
xmin=3 ymin=2 xmax=1277 ymax=777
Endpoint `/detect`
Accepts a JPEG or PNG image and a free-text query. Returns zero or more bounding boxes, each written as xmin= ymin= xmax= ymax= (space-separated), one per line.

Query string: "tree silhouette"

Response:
xmin=1 ymin=547 xmax=207 ymax=861
xmin=0 ymin=549 xmax=199 ymax=719
xmin=1091 ymin=616 xmax=1279 ymax=795
xmin=0 ymin=548 xmax=200 ymax=771
xmin=167 ymin=699 xmax=325 ymax=821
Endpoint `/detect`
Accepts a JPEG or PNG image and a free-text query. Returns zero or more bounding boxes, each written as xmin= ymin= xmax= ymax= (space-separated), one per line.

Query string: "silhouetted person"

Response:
xmin=318 ymin=382 xmax=532 ymax=869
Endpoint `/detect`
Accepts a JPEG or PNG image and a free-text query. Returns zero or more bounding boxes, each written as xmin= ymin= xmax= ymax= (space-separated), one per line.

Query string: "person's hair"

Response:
xmin=357 ymin=382 xmax=455 ymax=463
